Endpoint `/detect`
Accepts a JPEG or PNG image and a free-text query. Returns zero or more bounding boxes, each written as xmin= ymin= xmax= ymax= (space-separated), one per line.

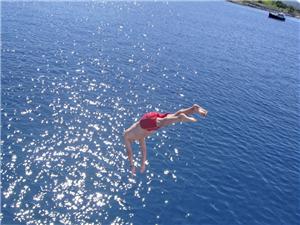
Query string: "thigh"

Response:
xmin=166 ymin=113 xmax=176 ymax=118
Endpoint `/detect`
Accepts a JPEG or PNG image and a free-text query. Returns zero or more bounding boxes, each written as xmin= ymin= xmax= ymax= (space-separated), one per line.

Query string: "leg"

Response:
xmin=157 ymin=113 xmax=196 ymax=128
xmin=124 ymin=133 xmax=136 ymax=175
xmin=174 ymin=105 xmax=196 ymax=116
xmin=174 ymin=104 xmax=207 ymax=117
xmin=139 ymin=138 xmax=147 ymax=173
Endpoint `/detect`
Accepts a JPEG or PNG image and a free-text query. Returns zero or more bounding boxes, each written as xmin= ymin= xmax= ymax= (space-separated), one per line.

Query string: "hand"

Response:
xmin=140 ymin=164 xmax=146 ymax=173
xmin=131 ymin=165 xmax=136 ymax=176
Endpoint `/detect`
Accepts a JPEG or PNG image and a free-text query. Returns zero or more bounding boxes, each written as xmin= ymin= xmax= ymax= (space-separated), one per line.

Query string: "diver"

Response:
xmin=124 ymin=104 xmax=208 ymax=175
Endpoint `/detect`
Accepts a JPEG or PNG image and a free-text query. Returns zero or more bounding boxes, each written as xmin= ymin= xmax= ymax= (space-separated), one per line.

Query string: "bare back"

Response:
xmin=124 ymin=120 xmax=154 ymax=141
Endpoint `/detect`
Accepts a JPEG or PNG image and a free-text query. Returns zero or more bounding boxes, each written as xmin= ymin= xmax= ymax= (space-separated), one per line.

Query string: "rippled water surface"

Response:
xmin=1 ymin=1 xmax=300 ymax=225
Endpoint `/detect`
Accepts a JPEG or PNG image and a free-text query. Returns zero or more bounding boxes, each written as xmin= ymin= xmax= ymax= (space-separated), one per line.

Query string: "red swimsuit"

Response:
xmin=139 ymin=112 xmax=169 ymax=131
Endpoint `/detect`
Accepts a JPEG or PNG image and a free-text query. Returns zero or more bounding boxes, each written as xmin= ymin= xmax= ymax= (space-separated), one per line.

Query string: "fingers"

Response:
xmin=140 ymin=165 xmax=146 ymax=173
xmin=130 ymin=165 xmax=146 ymax=175
xmin=131 ymin=165 xmax=136 ymax=176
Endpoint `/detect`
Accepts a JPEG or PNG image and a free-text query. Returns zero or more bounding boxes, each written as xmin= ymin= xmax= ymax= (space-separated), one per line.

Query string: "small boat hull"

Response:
xmin=269 ymin=12 xmax=285 ymax=21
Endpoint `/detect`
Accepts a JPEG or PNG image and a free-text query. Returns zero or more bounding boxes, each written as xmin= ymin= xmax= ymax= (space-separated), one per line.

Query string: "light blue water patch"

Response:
xmin=1 ymin=1 xmax=300 ymax=224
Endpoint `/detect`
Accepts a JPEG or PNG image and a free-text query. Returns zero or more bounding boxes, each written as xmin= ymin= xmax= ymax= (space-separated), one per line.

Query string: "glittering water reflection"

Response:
xmin=3 ymin=1 xmax=300 ymax=225
xmin=2 ymin=72 xmax=170 ymax=224
xmin=1 ymin=2 xmax=182 ymax=221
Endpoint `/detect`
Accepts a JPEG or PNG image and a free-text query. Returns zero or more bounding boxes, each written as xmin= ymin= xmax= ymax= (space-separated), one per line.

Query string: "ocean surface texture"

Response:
xmin=1 ymin=2 xmax=300 ymax=225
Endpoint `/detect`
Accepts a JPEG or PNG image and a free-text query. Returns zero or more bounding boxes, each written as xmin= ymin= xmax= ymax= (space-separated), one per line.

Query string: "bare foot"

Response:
xmin=179 ymin=113 xmax=197 ymax=122
xmin=193 ymin=104 xmax=208 ymax=117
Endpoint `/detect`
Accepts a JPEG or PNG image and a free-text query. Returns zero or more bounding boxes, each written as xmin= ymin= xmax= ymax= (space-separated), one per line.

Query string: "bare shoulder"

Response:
xmin=125 ymin=120 xmax=141 ymax=135
xmin=126 ymin=120 xmax=140 ymax=131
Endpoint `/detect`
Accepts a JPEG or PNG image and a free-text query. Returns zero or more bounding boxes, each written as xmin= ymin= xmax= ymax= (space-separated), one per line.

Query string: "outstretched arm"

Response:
xmin=139 ymin=138 xmax=147 ymax=173
xmin=124 ymin=137 xmax=135 ymax=175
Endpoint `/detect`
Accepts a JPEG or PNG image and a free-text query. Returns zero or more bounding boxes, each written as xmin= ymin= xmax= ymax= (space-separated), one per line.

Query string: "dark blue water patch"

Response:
xmin=1 ymin=1 xmax=300 ymax=225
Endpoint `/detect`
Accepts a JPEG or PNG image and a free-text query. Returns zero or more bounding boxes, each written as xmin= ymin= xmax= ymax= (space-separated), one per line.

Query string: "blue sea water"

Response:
xmin=1 ymin=1 xmax=300 ymax=224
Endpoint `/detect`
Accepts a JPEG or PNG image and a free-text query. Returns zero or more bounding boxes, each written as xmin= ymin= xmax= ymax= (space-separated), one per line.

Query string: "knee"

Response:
xmin=192 ymin=104 xmax=199 ymax=110
xmin=191 ymin=104 xmax=198 ymax=113
xmin=178 ymin=113 xmax=185 ymax=122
